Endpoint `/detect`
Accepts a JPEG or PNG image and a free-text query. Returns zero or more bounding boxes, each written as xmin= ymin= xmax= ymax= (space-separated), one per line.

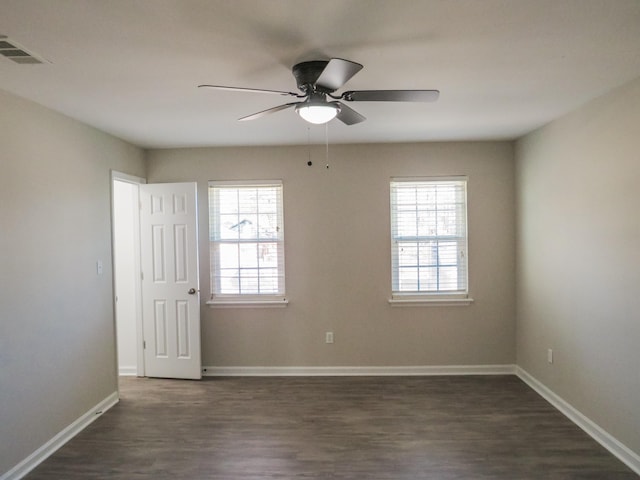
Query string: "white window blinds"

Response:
xmin=390 ymin=178 xmax=468 ymax=296
xmin=209 ymin=181 xmax=285 ymax=299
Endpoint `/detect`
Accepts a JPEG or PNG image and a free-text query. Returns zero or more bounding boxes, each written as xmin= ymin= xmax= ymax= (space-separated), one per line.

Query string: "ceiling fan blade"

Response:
xmin=198 ymin=84 xmax=299 ymax=97
xmin=335 ymin=102 xmax=366 ymax=125
xmin=315 ymin=58 xmax=363 ymax=92
xmin=342 ymin=90 xmax=440 ymax=102
xmin=238 ymin=102 xmax=300 ymax=121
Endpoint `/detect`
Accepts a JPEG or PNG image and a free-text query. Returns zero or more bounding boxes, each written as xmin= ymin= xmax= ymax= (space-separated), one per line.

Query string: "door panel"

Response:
xmin=140 ymin=182 xmax=201 ymax=380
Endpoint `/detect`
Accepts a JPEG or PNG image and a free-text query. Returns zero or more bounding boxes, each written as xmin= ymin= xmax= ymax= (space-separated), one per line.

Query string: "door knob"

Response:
xmin=188 ymin=288 xmax=197 ymax=295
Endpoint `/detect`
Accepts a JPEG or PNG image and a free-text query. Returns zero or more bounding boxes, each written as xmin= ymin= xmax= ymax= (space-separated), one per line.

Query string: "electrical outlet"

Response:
xmin=325 ymin=332 xmax=334 ymax=344
xmin=547 ymin=348 xmax=553 ymax=364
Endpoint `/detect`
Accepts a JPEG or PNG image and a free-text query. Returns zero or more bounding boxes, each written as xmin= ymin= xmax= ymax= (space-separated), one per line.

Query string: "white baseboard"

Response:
xmin=1 ymin=392 xmax=119 ymax=480
xmin=118 ymin=366 xmax=138 ymax=376
xmin=516 ymin=367 xmax=640 ymax=476
xmin=202 ymin=364 xmax=516 ymax=377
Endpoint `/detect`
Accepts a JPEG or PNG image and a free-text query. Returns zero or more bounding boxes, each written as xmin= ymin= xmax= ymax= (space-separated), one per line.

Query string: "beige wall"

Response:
xmin=146 ymin=141 xmax=516 ymax=368
xmin=0 ymin=89 xmax=145 ymax=475
xmin=515 ymin=77 xmax=640 ymax=454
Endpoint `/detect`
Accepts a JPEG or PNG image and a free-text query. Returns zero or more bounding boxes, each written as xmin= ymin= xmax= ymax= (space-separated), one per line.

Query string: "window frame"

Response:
xmin=206 ymin=180 xmax=287 ymax=308
xmin=389 ymin=176 xmax=473 ymax=307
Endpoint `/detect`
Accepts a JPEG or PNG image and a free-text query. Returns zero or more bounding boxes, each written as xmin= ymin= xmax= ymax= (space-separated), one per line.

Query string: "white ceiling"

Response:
xmin=1 ymin=0 xmax=639 ymax=149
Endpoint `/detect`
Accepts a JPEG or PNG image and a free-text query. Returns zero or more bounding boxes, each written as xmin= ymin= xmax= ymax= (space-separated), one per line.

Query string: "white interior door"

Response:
xmin=140 ymin=182 xmax=201 ymax=380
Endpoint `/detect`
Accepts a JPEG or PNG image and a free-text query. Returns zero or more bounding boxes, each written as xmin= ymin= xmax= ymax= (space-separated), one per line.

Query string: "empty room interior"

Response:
xmin=1 ymin=1 xmax=639 ymax=478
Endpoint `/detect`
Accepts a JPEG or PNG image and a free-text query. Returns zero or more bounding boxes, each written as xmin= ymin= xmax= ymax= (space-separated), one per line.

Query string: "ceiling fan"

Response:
xmin=198 ymin=58 xmax=439 ymax=125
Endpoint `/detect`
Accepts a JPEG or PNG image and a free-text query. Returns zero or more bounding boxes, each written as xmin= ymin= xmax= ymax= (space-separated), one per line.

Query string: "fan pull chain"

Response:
xmin=307 ymin=126 xmax=312 ymax=166
xmin=325 ymin=123 xmax=330 ymax=169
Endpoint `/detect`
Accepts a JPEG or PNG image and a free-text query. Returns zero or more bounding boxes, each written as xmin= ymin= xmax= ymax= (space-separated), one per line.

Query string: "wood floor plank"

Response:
xmin=25 ymin=376 xmax=638 ymax=479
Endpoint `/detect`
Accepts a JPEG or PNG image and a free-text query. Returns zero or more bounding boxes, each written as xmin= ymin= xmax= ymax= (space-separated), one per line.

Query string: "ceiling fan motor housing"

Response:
xmin=292 ymin=60 xmax=331 ymax=93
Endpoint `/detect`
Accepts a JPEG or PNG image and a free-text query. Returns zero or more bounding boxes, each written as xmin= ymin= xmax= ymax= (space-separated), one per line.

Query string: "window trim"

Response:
xmin=389 ymin=176 xmax=472 ymax=306
xmin=206 ymin=297 xmax=289 ymax=308
xmin=387 ymin=295 xmax=474 ymax=307
xmin=207 ymin=180 xmax=287 ymax=307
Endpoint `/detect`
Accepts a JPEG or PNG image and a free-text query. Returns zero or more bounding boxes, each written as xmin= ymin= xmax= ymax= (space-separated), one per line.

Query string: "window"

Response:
xmin=208 ymin=181 xmax=286 ymax=305
xmin=390 ymin=177 xmax=470 ymax=304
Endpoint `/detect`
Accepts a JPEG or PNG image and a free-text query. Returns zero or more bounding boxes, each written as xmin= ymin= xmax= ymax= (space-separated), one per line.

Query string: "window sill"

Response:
xmin=388 ymin=297 xmax=474 ymax=307
xmin=206 ymin=299 xmax=289 ymax=308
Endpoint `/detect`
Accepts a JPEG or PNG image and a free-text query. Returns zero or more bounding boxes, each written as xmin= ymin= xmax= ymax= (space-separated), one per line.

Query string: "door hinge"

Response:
xmin=143 ymin=341 xmax=146 ymax=350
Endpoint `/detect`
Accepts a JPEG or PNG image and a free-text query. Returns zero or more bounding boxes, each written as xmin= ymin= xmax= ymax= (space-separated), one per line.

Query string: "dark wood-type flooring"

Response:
xmin=26 ymin=375 xmax=638 ymax=479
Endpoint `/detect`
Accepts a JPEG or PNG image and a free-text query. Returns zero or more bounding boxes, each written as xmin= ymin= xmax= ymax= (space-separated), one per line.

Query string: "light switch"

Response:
xmin=97 ymin=260 xmax=103 ymax=275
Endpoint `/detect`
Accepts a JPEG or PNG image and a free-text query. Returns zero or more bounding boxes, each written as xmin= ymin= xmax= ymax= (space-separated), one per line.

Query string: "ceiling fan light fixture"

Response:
xmin=295 ymin=102 xmax=340 ymax=124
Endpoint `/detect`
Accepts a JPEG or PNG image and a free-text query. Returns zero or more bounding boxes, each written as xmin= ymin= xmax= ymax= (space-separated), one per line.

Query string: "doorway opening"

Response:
xmin=111 ymin=171 xmax=145 ymax=377
xmin=112 ymin=174 xmax=202 ymax=380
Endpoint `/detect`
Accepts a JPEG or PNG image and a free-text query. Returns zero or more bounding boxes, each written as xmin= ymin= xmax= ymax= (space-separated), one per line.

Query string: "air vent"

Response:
xmin=0 ymin=35 xmax=47 ymax=64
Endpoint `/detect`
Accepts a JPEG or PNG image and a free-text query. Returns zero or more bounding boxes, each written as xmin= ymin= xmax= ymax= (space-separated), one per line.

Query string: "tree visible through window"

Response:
xmin=209 ymin=181 xmax=285 ymax=300
xmin=390 ymin=178 xmax=468 ymax=297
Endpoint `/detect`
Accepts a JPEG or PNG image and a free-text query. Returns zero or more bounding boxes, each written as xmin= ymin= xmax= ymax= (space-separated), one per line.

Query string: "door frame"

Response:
xmin=111 ymin=170 xmax=146 ymax=377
